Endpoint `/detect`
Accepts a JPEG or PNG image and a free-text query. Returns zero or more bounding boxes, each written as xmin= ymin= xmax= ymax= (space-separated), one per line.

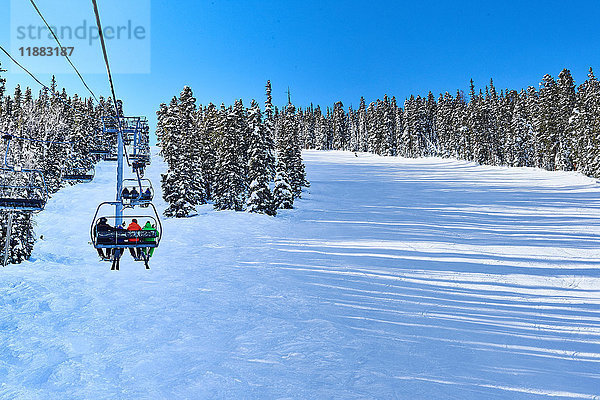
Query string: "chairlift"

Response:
xmin=101 ymin=116 xmax=119 ymax=134
xmin=128 ymin=118 xmax=150 ymax=156
xmin=101 ymin=115 xmax=150 ymax=166
xmin=129 ymin=152 xmax=150 ymax=161
xmin=0 ymin=134 xmax=48 ymax=212
xmin=121 ymin=117 xmax=145 ymax=145
xmin=0 ymin=166 xmax=48 ymax=212
xmin=89 ymin=149 xmax=110 ymax=156
xmin=131 ymin=160 xmax=147 ymax=177
xmin=62 ymin=165 xmax=95 ymax=183
xmin=104 ymin=152 xmax=119 ymax=162
xmin=129 ymin=154 xmax=150 ymax=176
xmin=90 ymin=201 xmax=162 ymax=269
xmin=121 ymin=178 xmax=154 ymax=204
xmin=92 ymin=108 xmax=158 ymax=270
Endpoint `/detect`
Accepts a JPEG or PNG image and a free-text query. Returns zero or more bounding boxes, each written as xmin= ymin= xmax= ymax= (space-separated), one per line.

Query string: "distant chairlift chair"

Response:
xmin=89 ymin=148 xmax=111 ymax=161
xmin=0 ymin=166 xmax=48 ymax=212
xmin=121 ymin=178 xmax=154 ymax=205
xmin=62 ymin=166 xmax=95 ymax=183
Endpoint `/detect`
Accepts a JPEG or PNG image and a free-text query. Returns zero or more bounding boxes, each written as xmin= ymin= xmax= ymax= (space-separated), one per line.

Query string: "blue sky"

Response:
xmin=2 ymin=0 xmax=600 ymax=139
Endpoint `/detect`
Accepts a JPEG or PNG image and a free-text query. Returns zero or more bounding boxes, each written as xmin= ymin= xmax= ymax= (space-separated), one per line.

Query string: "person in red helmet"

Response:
xmin=127 ymin=218 xmax=142 ymax=259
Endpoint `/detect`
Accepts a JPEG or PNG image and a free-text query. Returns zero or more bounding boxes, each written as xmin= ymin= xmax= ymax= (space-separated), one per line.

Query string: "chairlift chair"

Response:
xmin=121 ymin=178 xmax=154 ymax=204
xmin=131 ymin=160 xmax=147 ymax=176
xmin=121 ymin=117 xmax=143 ymax=144
xmin=123 ymin=133 xmax=133 ymax=146
xmin=90 ymin=201 xmax=162 ymax=269
xmin=0 ymin=166 xmax=48 ymax=212
xmin=89 ymin=149 xmax=110 ymax=156
xmin=62 ymin=166 xmax=95 ymax=183
xmin=129 ymin=152 xmax=150 ymax=163
xmin=104 ymin=152 xmax=119 ymax=162
xmin=101 ymin=116 xmax=119 ymax=134
xmin=0 ymin=134 xmax=48 ymax=212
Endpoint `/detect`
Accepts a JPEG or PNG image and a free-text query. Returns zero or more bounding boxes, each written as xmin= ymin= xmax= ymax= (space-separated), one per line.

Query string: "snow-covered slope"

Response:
xmin=1 ymin=149 xmax=599 ymax=399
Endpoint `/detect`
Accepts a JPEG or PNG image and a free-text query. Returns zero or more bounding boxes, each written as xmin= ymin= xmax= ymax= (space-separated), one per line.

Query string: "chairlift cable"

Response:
xmin=0 ymin=45 xmax=100 ymax=127
xmin=91 ymin=0 xmax=120 ymax=117
xmin=0 ymin=45 xmax=113 ymax=152
xmin=28 ymin=0 xmax=103 ymax=107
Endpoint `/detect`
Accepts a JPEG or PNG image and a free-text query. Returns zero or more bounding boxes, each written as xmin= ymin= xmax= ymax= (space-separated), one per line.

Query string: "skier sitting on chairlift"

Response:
xmin=127 ymin=218 xmax=142 ymax=258
xmin=142 ymin=221 xmax=158 ymax=257
xmin=112 ymin=222 xmax=127 ymax=269
xmin=122 ymin=187 xmax=130 ymax=199
xmin=95 ymin=217 xmax=113 ymax=259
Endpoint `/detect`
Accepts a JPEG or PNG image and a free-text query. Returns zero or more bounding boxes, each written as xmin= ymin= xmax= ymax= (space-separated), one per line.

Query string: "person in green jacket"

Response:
xmin=142 ymin=221 xmax=158 ymax=257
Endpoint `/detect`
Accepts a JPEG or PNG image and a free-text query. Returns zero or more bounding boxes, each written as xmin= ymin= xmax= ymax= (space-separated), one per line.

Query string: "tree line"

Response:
xmin=0 ymin=62 xmax=114 ymax=263
xmin=157 ymin=81 xmax=309 ymax=218
xmin=297 ymin=68 xmax=600 ymax=177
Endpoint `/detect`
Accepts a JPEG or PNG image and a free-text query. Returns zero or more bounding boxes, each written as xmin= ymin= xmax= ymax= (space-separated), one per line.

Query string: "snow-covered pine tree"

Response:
xmin=423 ymin=92 xmax=437 ymax=156
xmin=0 ymin=211 xmax=35 ymax=264
xmin=435 ymin=92 xmax=453 ymax=158
xmin=332 ymin=101 xmax=349 ymax=150
xmin=524 ymin=86 xmax=542 ymax=168
xmin=578 ymin=68 xmax=600 ymax=177
xmin=357 ymin=97 xmax=368 ymax=152
xmin=19 ymin=87 xmax=36 ymax=167
xmin=156 ymin=102 xmax=169 ymax=153
xmin=450 ymin=90 xmax=468 ymax=160
xmin=509 ymin=90 xmax=532 ymax=167
xmin=198 ymin=103 xmax=219 ymax=199
xmin=40 ymin=84 xmax=70 ymax=193
xmin=570 ymin=80 xmax=589 ymax=173
xmin=277 ymin=101 xmax=308 ymax=198
xmin=246 ymin=99 xmax=276 ymax=215
xmin=536 ymin=74 xmax=560 ymax=170
xmin=213 ymin=102 xmax=247 ymax=211
xmin=496 ymin=89 xmax=514 ymax=166
xmin=467 ymin=88 xmax=487 ymax=164
xmin=159 ymin=87 xmax=207 ymax=217
xmin=413 ymin=96 xmax=431 ymax=158
xmin=322 ymin=107 xmax=333 ymax=150
xmin=368 ymin=99 xmax=387 ymax=155
xmin=300 ymin=104 xmax=316 ymax=149
xmin=161 ymin=96 xmax=196 ymax=217
xmin=389 ymin=96 xmax=401 ymax=156
xmin=486 ymin=79 xmax=504 ymax=166
xmin=314 ymin=106 xmax=328 ymax=150
xmin=178 ymin=86 xmax=206 ymax=206
xmin=234 ymin=99 xmax=250 ymax=177
xmin=264 ymin=81 xmax=277 ymax=179
xmin=67 ymin=94 xmax=96 ymax=182
xmin=382 ymin=95 xmax=396 ymax=156
xmin=0 ymin=61 xmax=6 ymax=100
xmin=96 ymin=96 xmax=116 ymax=155
xmin=273 ymin=161 xmax=294 ymax=209
xmin=348 ymin=106 xmax=360 ymax=151
xmin=456 ymin=81 xmax=476 ymax=161
xmin=556 ymin=69 xmax=576 ymax=171
xmin=13 ymin=84 xmax=22 ymax=116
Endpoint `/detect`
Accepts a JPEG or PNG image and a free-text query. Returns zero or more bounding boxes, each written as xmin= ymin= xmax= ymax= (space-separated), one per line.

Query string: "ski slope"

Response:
xmin=1 ymin=149 xmax=600 ymax=399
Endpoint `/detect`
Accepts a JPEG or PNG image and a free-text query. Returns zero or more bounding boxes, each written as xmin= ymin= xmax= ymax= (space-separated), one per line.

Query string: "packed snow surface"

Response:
xmin=1 ymin=149 xmax=600 ymax=399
